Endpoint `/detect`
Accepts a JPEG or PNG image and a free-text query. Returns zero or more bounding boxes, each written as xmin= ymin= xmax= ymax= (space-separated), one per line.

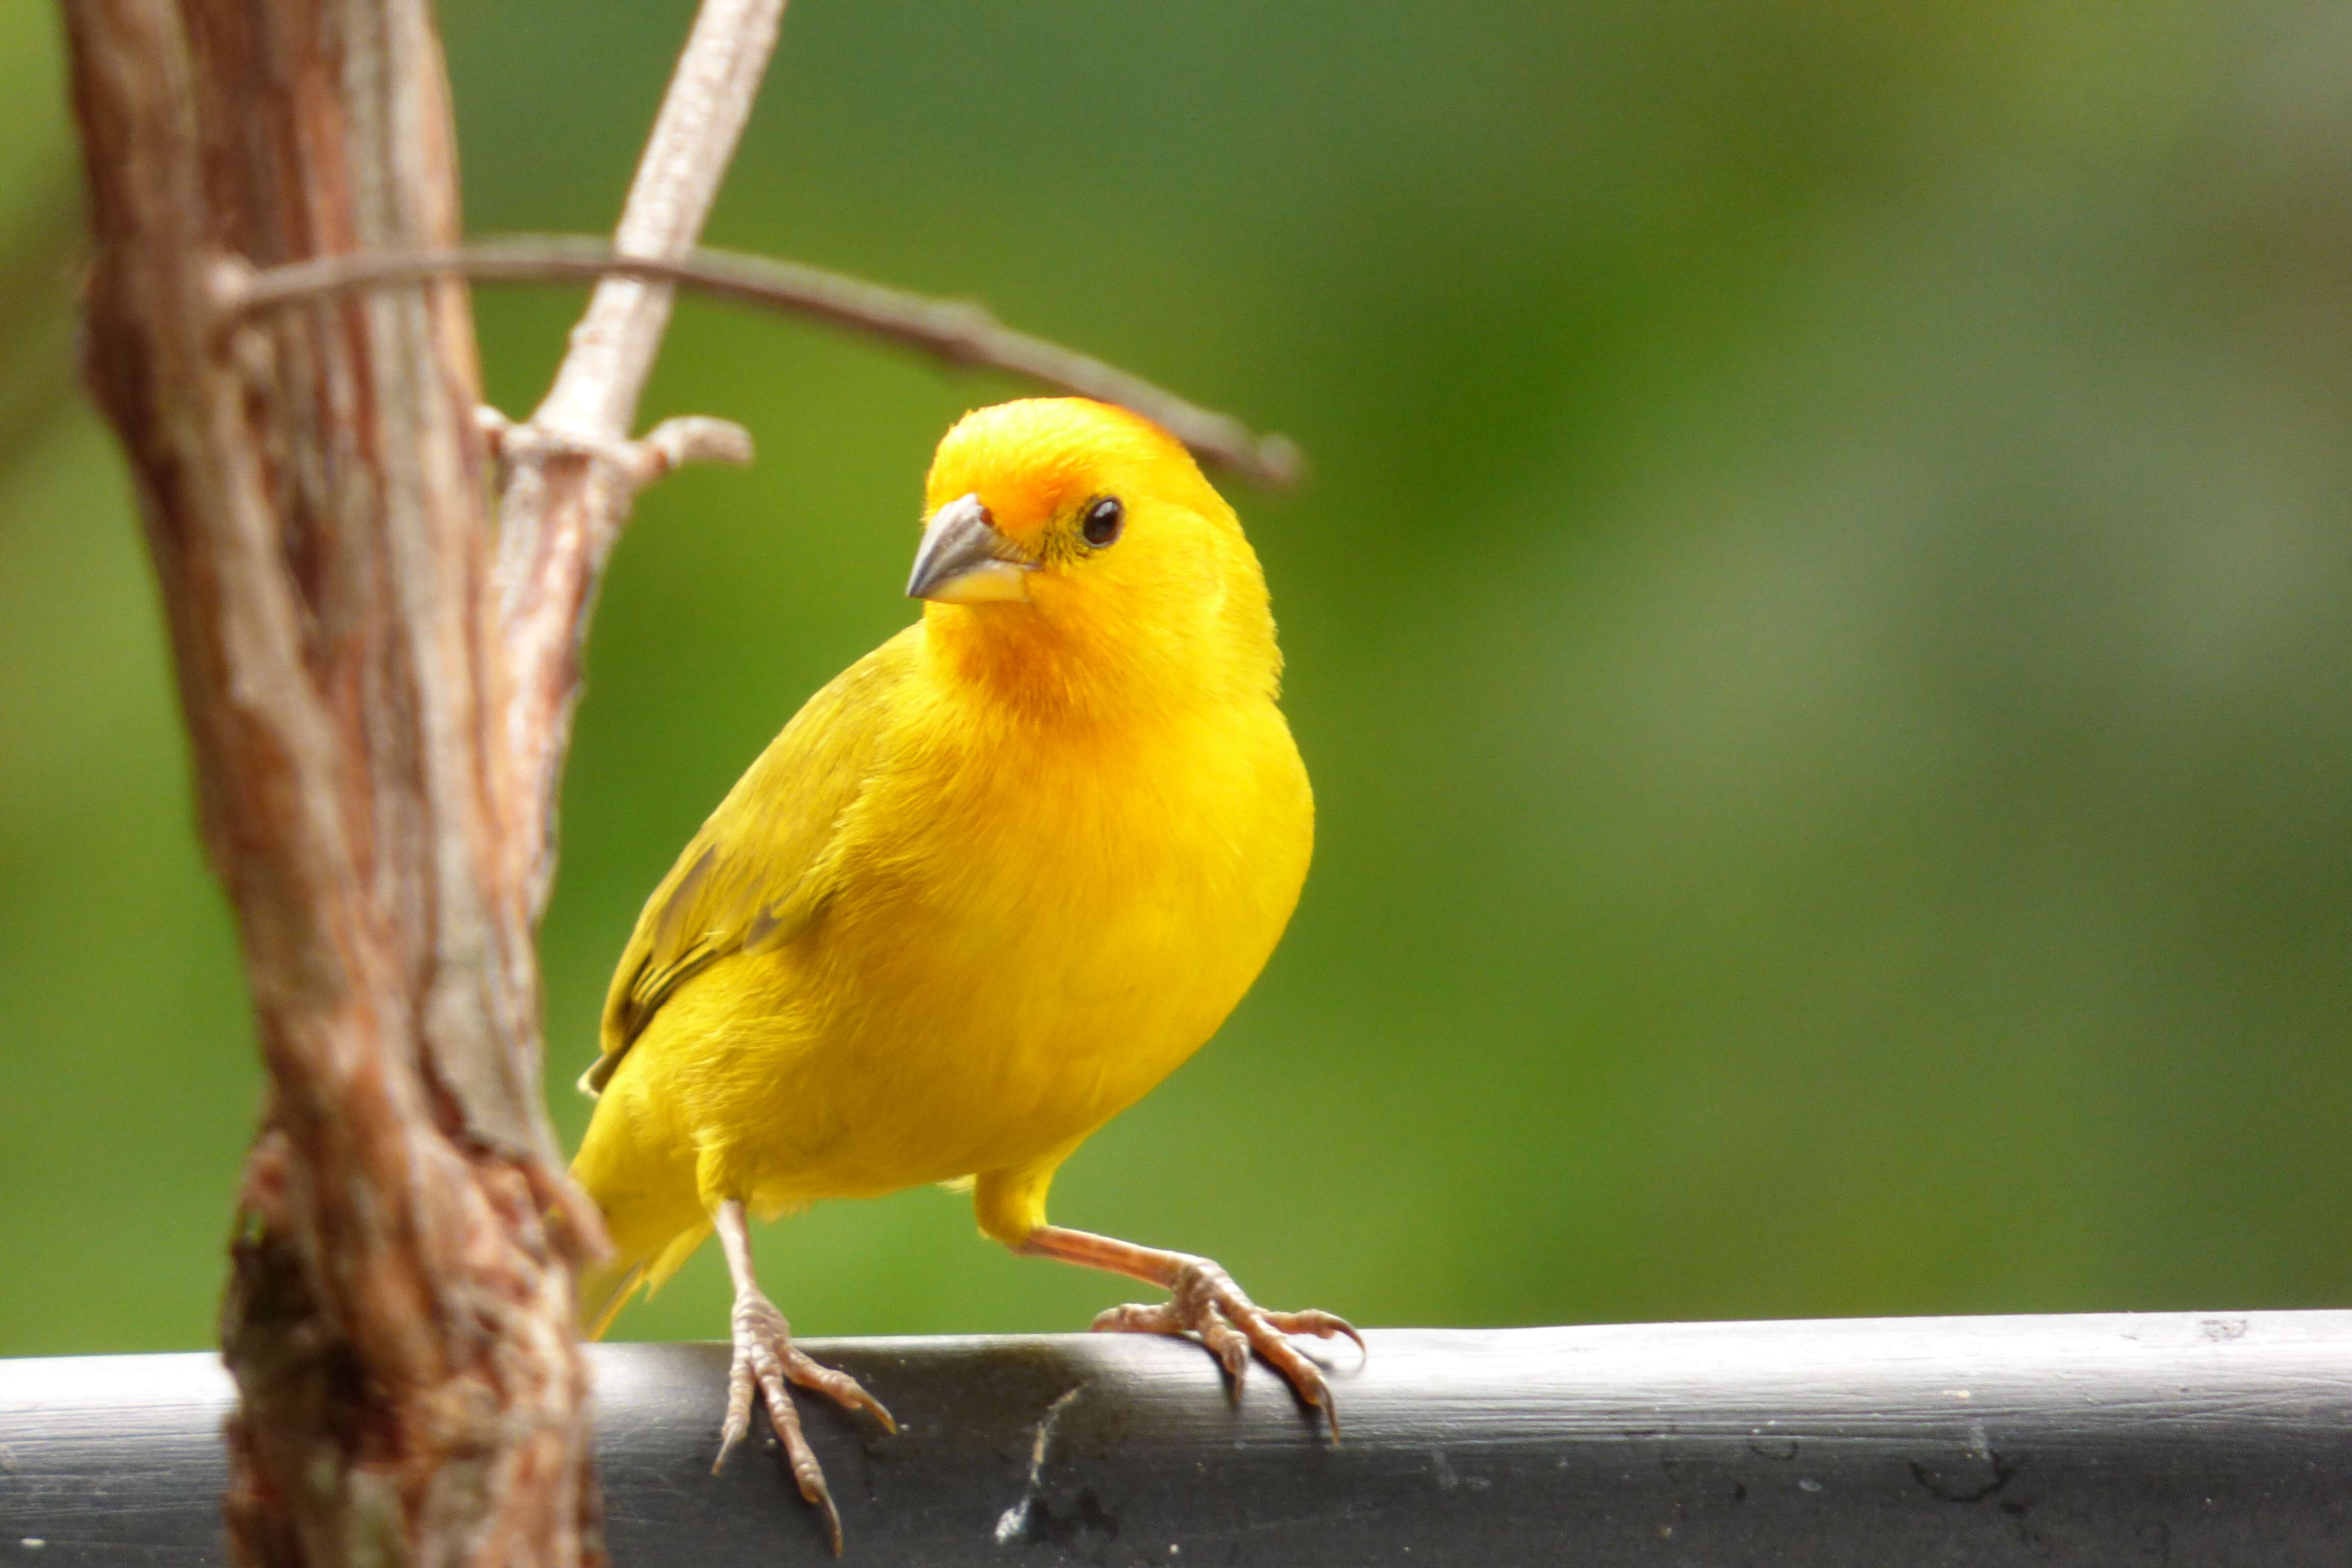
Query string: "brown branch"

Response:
xmin=61 ymin=0 xmax=599 ymax=1563
xmin=63 ymin=0 xmax=804 ymax=1555
xmin=217 ymin=238 xmax=1306 ymax=486
xmin=492 ymin=0 xmax=788 ymax=918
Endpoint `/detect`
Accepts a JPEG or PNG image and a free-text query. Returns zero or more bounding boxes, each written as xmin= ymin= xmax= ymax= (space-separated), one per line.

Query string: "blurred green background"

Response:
xmin=5 ymin=0 xmax=2351 ymax=1357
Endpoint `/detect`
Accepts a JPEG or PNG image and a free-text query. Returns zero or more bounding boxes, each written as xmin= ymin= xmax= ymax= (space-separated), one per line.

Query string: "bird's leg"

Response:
xmin=1013 ymin=1224 xmax=1364 ymax=1438
xmin=712 ymin=1199 xmax=895 ymax=1554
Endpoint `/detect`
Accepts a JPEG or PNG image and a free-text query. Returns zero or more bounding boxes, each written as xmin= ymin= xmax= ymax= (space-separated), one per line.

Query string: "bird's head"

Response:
xmin=909 ymin=399 xmax=1280 ymax=714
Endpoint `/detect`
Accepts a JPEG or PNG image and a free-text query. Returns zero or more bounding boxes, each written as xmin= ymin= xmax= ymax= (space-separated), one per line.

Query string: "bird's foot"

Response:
xmin=715 ymin=1290 xmax=896 ymax=1554
xmin=1090 ymin=1255 xmax=1364 ymax=1439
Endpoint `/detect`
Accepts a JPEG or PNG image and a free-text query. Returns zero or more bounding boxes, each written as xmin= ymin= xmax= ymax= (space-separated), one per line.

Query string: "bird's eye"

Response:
xmin=1082 ymin=496 xmax=1124 ymax=548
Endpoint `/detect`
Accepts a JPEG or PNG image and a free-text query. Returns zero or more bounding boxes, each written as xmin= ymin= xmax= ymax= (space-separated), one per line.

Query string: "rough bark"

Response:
xmin=61 ymin=1 xmax=601 ymax=1563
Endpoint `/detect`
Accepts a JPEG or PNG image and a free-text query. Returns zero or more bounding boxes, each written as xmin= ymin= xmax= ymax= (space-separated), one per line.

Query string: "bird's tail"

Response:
xmin=571 ymin=1079 xmax=715 ymax=1339
xmin=574 ymin=1219 xmax=713 ymax=1340
xmin=577 ymin=1255 xmax=647 ymax=1342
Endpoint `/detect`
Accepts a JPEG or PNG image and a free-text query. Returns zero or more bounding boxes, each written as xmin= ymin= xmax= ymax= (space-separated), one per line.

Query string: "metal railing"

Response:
xmin=6 ymin=1310 xmax=2349 ymax=1564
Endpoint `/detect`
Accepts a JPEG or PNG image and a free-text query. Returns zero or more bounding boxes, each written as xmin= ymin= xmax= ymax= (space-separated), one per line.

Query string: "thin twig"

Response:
xmin=531 ymin=0 xmax=786 ymax=444
xmin=220 ymin=237 xmax=1304 ymax=484
xmin=492 ymin=0 xmax=788 ymax=918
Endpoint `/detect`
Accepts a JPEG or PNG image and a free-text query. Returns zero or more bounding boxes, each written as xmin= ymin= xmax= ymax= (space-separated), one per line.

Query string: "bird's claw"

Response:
xmin=1089 ymin=1257 xmax=1362 ymax=1440
xmin=715 ymin=1291 xmax=896 ymax=1555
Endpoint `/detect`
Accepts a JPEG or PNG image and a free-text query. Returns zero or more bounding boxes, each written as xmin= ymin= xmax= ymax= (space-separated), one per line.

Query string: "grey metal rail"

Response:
xmin=5 ymin=1312 xmax=2350 ymax=1565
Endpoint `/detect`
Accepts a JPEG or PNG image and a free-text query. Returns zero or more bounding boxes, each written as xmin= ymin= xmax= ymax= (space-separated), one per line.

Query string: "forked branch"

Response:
xmin=492 ymin=0 xmax=781 ymax=915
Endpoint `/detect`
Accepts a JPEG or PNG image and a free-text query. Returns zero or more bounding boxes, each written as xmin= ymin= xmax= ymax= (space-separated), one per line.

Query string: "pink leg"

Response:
xmin=713 ymin=1199 xmax=895 ymax=1554
xmin=1014 ymin=1224 xmax=1363 ymax=1439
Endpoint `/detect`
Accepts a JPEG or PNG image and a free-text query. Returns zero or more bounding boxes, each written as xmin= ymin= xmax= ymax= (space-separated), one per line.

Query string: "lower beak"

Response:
xmin=906 ymin=493 xmax=1033 ymax=604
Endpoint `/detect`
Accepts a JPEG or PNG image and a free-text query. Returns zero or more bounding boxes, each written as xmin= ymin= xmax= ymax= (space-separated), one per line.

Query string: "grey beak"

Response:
xmin=906 ymin=493 xmax=1033 ymax=604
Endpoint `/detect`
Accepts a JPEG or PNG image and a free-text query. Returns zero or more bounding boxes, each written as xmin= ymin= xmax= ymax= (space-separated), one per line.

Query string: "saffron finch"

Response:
xmin=571 ymin=398 xmax=1354 ymax=1548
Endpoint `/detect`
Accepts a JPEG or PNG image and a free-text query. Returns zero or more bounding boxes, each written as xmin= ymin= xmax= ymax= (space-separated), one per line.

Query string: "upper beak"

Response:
xmin=906 ymin=493 xmax=1033 ymax=604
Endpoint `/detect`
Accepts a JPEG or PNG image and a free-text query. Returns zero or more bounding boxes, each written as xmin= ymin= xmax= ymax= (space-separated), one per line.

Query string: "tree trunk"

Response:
xmin=60 ymin=1 xmax=601 ymax=1563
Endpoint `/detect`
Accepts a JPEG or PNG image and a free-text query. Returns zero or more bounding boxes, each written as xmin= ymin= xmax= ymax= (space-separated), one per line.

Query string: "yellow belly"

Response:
xmin=576 ymin=694 xmax=1311 ymax=1266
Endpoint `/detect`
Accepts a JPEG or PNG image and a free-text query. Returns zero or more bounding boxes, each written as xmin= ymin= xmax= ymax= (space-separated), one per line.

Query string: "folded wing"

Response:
xmin=581 ymin=631 xmax=916 ymax=1094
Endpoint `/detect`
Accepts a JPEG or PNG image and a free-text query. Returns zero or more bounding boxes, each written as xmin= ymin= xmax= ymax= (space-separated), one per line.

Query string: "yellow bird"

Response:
xmin=571 ymin=397 xmax=1355 ymax=1547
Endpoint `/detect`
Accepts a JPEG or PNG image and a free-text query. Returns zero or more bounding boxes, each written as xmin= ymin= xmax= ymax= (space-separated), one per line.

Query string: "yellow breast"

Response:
xmin=595 ymin=630 xmax=1309 ymax=1229
xmin=747 ymin=688 xmax=1302 ymax=1203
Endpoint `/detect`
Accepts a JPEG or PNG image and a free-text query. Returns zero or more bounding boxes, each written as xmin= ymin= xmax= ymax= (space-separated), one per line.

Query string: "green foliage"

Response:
xmin=5 ymin=0 xmax=2350 ymax=1355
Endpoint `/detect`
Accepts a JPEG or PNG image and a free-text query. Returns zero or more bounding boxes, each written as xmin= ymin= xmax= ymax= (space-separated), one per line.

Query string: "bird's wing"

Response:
xmin=581 ymin=629 xmax=918 ymax=1095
